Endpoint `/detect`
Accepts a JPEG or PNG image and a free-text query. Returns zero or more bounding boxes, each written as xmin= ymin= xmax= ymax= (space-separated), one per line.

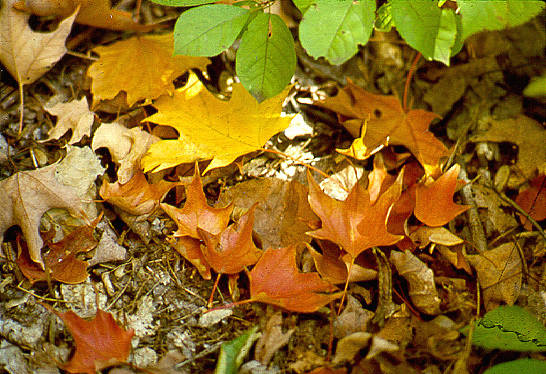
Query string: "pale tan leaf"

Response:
xmin=42 ymin=97 xmax=94 ymax=144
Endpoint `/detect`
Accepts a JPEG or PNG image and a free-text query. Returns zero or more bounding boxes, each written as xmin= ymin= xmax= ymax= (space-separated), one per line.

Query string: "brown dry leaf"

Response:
xmin=333 ymin=295 xmax=374 ymax=338
xmin=218 ymin=178 xmax=317 ymax=249
xmin=0 ymin=163 xmax=85 ymax=267
xmin=470 ymin=115 xmax=546 ymax=182
xmin=248 ymin=245 xmax=341 ymax=313
xmin=515 ymin=174 xmax=545 ymax=230
xmin=87 ymin=33 xmax=209 ymax=107
xmin=471 ymin=183 xmax=518 ymax=234
xmin=255 ymin=311 xmax=294 ymax=365
xmin=390 ymin=251 xmax=441 ymax=315
xmin=332 ymin=332 xmax=372 ymax=364
xmin=161 ymin=167 xmax=233 ymax=239
xmin=466 ymin=242 xmax=523 ymax=311
xmin=100 ymin=171 xmax=182 ymax=216
xmin=414 ymin=164 xmax=469 ymax=227
xmin=15 ymin=0 xmax=160 ymax=31
xmin=409 ymin=226 xmax=463 ymax=249
xmin=42 ymin=97 xmax=94 ymax=144
xmin=316 ymin=81 xmax=448 ymax=176
xmin=91 ymin=122 xmax=159 ymax=184
xmin=168 ymin=236 xmax=211 ymax=280
xmin=0 ymin=0 xmax=76 ymax=84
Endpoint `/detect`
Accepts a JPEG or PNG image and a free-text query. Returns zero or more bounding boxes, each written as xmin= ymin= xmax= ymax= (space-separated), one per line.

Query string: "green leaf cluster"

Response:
xmin=150 ymin=0 xmax=545 ymax=101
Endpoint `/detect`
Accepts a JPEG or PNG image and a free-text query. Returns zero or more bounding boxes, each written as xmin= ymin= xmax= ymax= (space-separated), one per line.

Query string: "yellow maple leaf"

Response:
xmin=141 ymin=74 xmax=292 ymax=174
xmin=87 ymin=33 xmax=210 ymax=106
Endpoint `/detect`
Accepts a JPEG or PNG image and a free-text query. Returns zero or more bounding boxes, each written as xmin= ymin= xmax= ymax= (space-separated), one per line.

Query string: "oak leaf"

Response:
xmin=87 ymin=33 xmax=210 ymax=106
xmin=0 ymin=0 xmax=76 ymax=84
xmin=42 ymin=97 xmax=94 ymax=144
xmin=317 ymin=81 xmax=448 ymax=176
xmin=248 ymin=245 xmax=341 ymax=313
xmin=307 ymin=171 xmax=403 ymax=259
xmin=0 ymin=163 xmax=85 ymax=268
xmin=414 ymin=164 xmax=469 ymax=227
xmin=142 ymin=74 xmax=292 ymax=174
xmin=161 ymin=167 xmax=233 ymax=239
xmin=50 ymin=307 xmax=134 ymax=374
xmin=515 ymin=174 xmax=545 ymax=230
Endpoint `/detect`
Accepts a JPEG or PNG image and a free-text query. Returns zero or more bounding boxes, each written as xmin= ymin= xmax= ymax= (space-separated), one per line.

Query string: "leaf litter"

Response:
xmin=0 ymin=2 xmax=545 ymax=373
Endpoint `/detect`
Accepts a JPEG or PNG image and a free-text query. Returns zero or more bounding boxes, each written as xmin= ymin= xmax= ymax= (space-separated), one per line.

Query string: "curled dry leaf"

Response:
xmin=87 ymin=33 xmax=209 ymax=107
xmin=0 ymin=0 xmax=76 ymax=84
xmin=168 ymin=236 xmax=211 ymax=280
xmin=390 ymin=251 xmax=441 ymax=315
xmin=0 ymin=163 xmax=85 ymax=268
xmin=409 ymin=226 xmax=463 ymax=249
xmin=249 ymin=245 xmax=341 ymax=313
xmin=91 ymin=122 xmax=159 ymax=184
xmin=255 ymin=311 xmax=294 ymax=365
xmin=414 ymin=164 xmax=469 ymax=227
xmin=42 ymin=97 xmax=95 ymax=144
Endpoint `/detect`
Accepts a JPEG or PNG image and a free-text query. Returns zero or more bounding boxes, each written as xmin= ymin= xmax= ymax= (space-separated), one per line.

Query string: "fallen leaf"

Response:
xmin=390 ymin=251 xmax=441 ymax=315
xmin=87 ymin=33 xmax=209 ymax=107
xmin=470 ymin=115 xmax=546 ymax=182
xmin=0 ymin=0 xmax=76 ymax=84
xmin=100 ymin=171 xmax=182 ymax=216
xmin=41 ymin=97 xmax=95 ymax=144
xmin=198 ymin=204 xmax=262 ymax=275
xmin=515 ymin=174 xmax=545 ymax=230
xmin=332 ymin=332 xmax=372 ymax=364
xmin=248 ymin=245 xmax=341 ymax=313
xmin=467 ymin=242 xmax=523 ymax=311
xmin=48 ymin=307 xmax=134 ymax=374
xmin=472 ymin=183 xmax=518 ymax=234
xmin=414 ymin=164 xmax=469 ymax=227
xmin=307 ymin=171 xmax=403 ymax=259
xmin=316 ymin=81 xmax=448 ymax=176
xmin=409 ymin=226 xmax=464 ymax=248
xmin=15 ymin=0 xmax=160 ymax=31
xmin=0 ymin=163 xmax=85 ymax=267
xmin=333 ymin=295 xmax=374 ymax=338
xmin=255 ymin=311 xmax=294 ymax=365
xmin=168 ymin=236 xmax=211 ymax=280
xmin=91 ymin=121 xmax=159 ymax=184
xmin=142 ymin=73 xmax=292 ymax=174
xmin=161 ymin=167 xmax=233 ymax=239
xmin=305 ymin=368 xmax=347 ymax=374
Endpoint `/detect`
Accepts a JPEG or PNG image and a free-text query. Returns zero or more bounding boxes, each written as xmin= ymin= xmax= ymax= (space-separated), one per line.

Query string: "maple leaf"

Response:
xmin=307 ymin=171 xmax=403 ymax=259
xmin=87 ymin=33 xmax=210 ymax=107
xmin=91 ymin=121 xmax=159 ymax=184
xmin=161 ymin=166 xmax=233 ymax=239
xmin=168 ymin=236 xmax=211 ymax=280
xmin=248 ymin=245 xmax=341 ymax=313
xmin=41 ymin=97 xmax=95 ymax=144
xmin=414 ymin=164 xmax=469 ymax=227
xmin=48 ymin=307 xmax=134 ymax=374
xmin=0 ymin=0 xmax=76 ymax=84
xmin=316 ymin=81 xmax=448 ymax=176
xmin=100 ymin=171 xmax=182 ymax=216
xmin=142 ymin=73 xmax=292 ymax=174
xmin=0 ymin=163 xmax=85 ymax=268
xmin=515 ymin=174 xmax=545 ymax=230
xmin=198 ymin=204 xmax=262 ymax=275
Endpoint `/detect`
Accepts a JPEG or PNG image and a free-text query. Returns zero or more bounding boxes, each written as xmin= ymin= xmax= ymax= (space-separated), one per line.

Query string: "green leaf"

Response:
xmin=391 ymin=0 xmax=457 ymax=65
xmin=523 ymin=74 xmax=546 ymax=98
xmin=484 ymin=359 xmax=546 ymax=374
xmin=149 ymin=0 xmax=217 ymax=6
xmin=458 ymin=0 xmax=545 ymax=41
xmin=293 ymin=0 xmax=314 ymax=14
xmin=174 ymin=5 xmax=250 ymax=56
xmin=462 ymin=306 xmax=546 ymax=352
xmin=299 ymin=0 xmax=376 ymax=65
xmin=375 ymin=2 xmax=394 ymax=32
xmin=215 ymin=326 xmax=260 ymax=374
xmin=236 ymin=13 xmax=296 ymax=102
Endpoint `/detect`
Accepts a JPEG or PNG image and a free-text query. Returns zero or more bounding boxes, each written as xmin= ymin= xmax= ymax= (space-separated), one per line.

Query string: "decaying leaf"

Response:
xmin=42 ymin=97 xmax=95 ymax=144
xmin=334 ymin=295 xmax=374 ymax=338
xmin=141 ymin=74 xmax=292 ymax=174
xmin=249 ymin=245 xmax=341 ymax=313
xmin=255 ymin=311 xmax=294 ymax=365
xmin=515 ymin=174 xmax=545 ymax=230
xmin=409 ymin=226 xmax=464 ymax=248
xmin=0 ymin=163 xmax=85 ymax=267
xmin=0 ymin=0 xmax=76 ymax=84
xmin=87 ymin=33 xmax=209 ymax=106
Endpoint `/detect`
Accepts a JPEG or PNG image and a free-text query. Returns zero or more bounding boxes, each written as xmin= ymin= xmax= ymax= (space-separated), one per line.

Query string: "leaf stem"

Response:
xmin=403 ymin=52 xmax=421 ymax=112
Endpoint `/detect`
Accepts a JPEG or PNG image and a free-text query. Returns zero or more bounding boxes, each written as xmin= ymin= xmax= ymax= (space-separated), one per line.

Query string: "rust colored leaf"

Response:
xmin=515 ymin=174 xmax=545 ymax=230
xmin=307 ymin=171 xmax=403 ymax=259
xmin=316 ymin=81 xmax=448 ymax=176
xmin=161 ymin=167 xmax=233 ymax=239
xmin=51 ymin=307 xmax=134 ymax=374
xmin=414 ymin=164 xmax=469 ymax=227
xmin=100 ymin=171 xmax=182 ymax=216
xmin=198 ymin=204 xmax=262 ymax=274
xmin=249 ymin=245 xmax=341 ymax=313
xmin=168 ymin=236 xmax=211 ymax=280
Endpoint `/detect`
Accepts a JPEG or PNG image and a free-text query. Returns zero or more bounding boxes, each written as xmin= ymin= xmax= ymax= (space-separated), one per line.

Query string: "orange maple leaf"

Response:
xmin=248 ymin=245 xmax=341 ymax=313
xmin=306 ymin=171 xmax=403 ymax=259
xmin=414 ymin=164 xmax=469 ymax=227
xmin=168 ymin=236 xmax=212 ymax=280
xmin=160 ymin=167 xmax=233 ymax=239
xmin=317 ymin=81 xmax=448 ymax=176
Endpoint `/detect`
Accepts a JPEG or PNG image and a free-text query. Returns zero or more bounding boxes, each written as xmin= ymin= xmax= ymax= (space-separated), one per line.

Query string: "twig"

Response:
xmin=371 ymin=247 xmax=397 ymax=327
xmin=175 ymin=341 xmax=223 ymax=368
xmin=497 ymin=191 xmax=546 ymax=240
